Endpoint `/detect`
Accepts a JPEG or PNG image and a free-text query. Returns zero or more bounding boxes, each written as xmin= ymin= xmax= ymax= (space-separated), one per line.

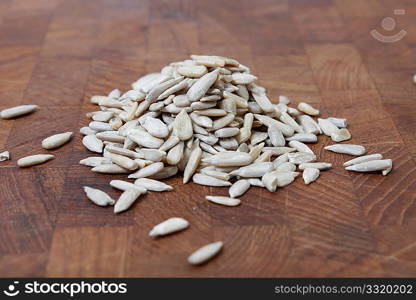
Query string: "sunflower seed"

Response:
xmin=267 ymin=125 xmax=285 ymax=147
xmin=229 ymin=180 xmax=250 ymax=198
xmin=324 ymin=144 xmax=366 ymax=156
xmin=91 ymin=111 xmax=114 ymax=122
xmin=203 ymin=151 xmax=252 ymax=167
xmin=159 ymin=135 xmax=180 ymax=152
xmin=303 ymin=168 xmax=320 ymax=184
xmin=0 ymin=104 xmax=39 ymax=119
xmin=89 ymin=121 xmax=112 ymax=132
xmin=297 ymin=115 xmax=321 ymax=135
xmin=128 ymin=162 xmax=164 ymax=178
xmin=278 ymin=96 xmax=292 ymax=107
xmin=318 ymin=118 xmax=339 ymax=136
xmin=0 ymin=151 xmax=10 ymax=161
xmin=177 ymin=65 xmax=208 ymax=78
xmin=106 ymin=152 xmax=139 ymax=170
xmin=150 ymin=166 xmax=179 ymax=180
xmin=146 ymin=77 xmax=184 ymax=103
xmin=91 ymin=164 xmax=130 ymax=174
xmin=149 ymin=217 xmax=190 ymax=237
xmin=195 ymin=109 xmax=227 ymax=117
xmin=288 ymin=152 xmax=316 ymax=164
xmin=327 ymin=117 xmax=348 ymax=128
xmin=276 ymin=162 xmax=296 ymax=172
xmin=83 ymin=186 xmax=115 ymax=206
xmin=212 ymin=113 xmax=235 ymax=131
xmin=275 ymin=171 xmax=298 ymax=187
xmin=187 ymin=69 xmax=219 ymax=102
xmin=247 ymin=178 xmax=264 ymax=187
xmin=79 ymin=156 xmax=112 ymax=167
xmin=297 ymin=102 xmax=319 ymax=116
xmin=191 ymin=55 xmax=225 ymax=67
xmin=230 ymin=162 xmax=274 ymax=177
xmin=41 ymin=132 xmax=73 ymax=150
xmin=108 ymin=88 xmax=121 ymax=99
xmin=128 ymin=129 xmax=164 ymax=149
xmin=345 ymin=159 xmax=392 ymax=173
xmin=261 ymin=172 xmax=279 ymax=192
xmin=190 ymin=112 xmax=213 ymax=128
xmin=80 ymin=126 xmax=97 ymax=136
xmin=192 ymin=173 xmax=231 ymax=186
xmin=183 ymin=144 xmax=202 ymax=183
xmin=96 ymin=131 xmax=126 ymax=143
xmin=343 ymin=154 xmax=383 ymax=167
xmin=252 ymin=92 xmax=274 ymax=113
xmin=188 ymin=241 xmax=224 ymax=265
xmin=262 ymin=147 xmax=296 ymax=156
xmin=17 ymin=154 xmax=55 ymax=167
xmin=82 ymin=135 xmax=104 ymax=153
xmin=98 ymin=98 xmax=123 ymax=108
xmin=231 ymin=72 xmax=257 ymax=85
xmin=382 ymin=160 xmax=393 ymax=176
xmin=223 ymin=91 xmax=248 ymax=108
xmin=106 ymin=145 xmax=143 ymax=159
xmin=158 ymin=79 xmax=189 ymax=100
xmin=254 ymin=114 xmax=294 ymax=136
xmin=219 ymin=137 xmax=238 ymax=150
xmin=286 ymin=133 xmax=317 ymax=143
xmin=288 ymin=140 xmax=314 ymax=154
xmin=272 ymin=153 xmax=289 ymax=169
xmin=166 ymin=141 xmax=184 ymax=165
xmin=143 ymin=117 xmax=169 ymax=138
xmin=214 ymin=127 xmax=240 ymax=138
xmin=298 ymin=162 xmax=332 ymax=170
xmin=205 ymin=196 xmax=240 ymax=206
xmin=134 ymin=178 xmax=173 ymax=191
xmin=109 ymin=180 xmax=147 ymax=193
xmin=330 ymin=128 xmax=351 ymax=142
xmin=114 ymin=188 xmax=143 ymax=214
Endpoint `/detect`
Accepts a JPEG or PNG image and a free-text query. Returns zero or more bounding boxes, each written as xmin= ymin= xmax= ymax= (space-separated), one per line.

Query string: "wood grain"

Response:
xmin=0 ymin=0 xmax=415 ymax=277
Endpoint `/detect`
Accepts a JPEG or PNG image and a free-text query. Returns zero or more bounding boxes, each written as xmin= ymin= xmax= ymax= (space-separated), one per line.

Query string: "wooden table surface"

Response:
xmin=0 ymin=0 xmax=415 ymax=278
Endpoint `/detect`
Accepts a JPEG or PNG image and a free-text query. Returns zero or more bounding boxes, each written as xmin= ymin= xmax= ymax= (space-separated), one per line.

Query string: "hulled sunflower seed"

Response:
xmin=298 ymin=115 xmax=321 ymax=135
xmin=128 ymin=129 xmax=164 ymax=149
xmin=261 ymin=172 xmax=278 ymax=192
xmin=0 ymin=104 xmax=39 ymax=119
xmin=143 ymin=117 xmax=169 ymax=138
xmin=114 ymin=188 xmax=143 ymax=214
xmin=134 ymin=178 xmax=173 ymax=191
xmin=128 ymin=162 xmax=164 ymax=179
xmin=166 ymin=141 xmax=184 ymax=165
xmin=159 ymin=135 xmax=180 ymax=152
xmin=183 ymin=143 xmax=202 ymax=183
xmin=106 ymin=145 xmax=143 ymax=159
xmin=177 ymin=65 xmax=208 ymax=78
xmin=109 ymin=180 xmax=147 ymax=192
xmin=203 ymin=151 xmax=252 ymax=167
xmin=382 ymin=160 xmax=393 ymax=176
xmin=268 ymin=125 xmax=286 ymax=147
xmin=187 ymin=69 xmax=219 ymax=102
xmin=303 ymin=168 xmax=320 ymax=184
xmin=343 ymin=154 xmax=383 ymax=167
xmin=89 ymin=121 xmax=112 ymax=132
xmin=79 ymin=156 xmax=112 ymax=167
xmin=286 ymin=133 xmax=317 ymax=143
xmin=317 ymin=118 xmax=339 ymax=136
xmin=230 ymin=162 xmax=274 ymax=177
xmin=192 ymin=173 xmax=231 ymax=186
xmin=83 ymin=186 xmax=115 ymax=206
xmin=106 ymin=152 xmax=140 ymax=170
xmin=150 ymin=165 xmax=179 ymax=180
xmin=191 ymin=55 xmax=225 ymax=67
xmin=205 ymin=196 xmax=240 ymax=206
xmin=149 ymin=217 xmax=190 ymax=237
xmin=327 ymin=117 xmax=348 ymax=128
xmin=298 ymin=162 xmax=332 ymax=170
xmin=229 ymin=179 xmax=250 ymax=198
xmin=330 ymin=128 xmax=351 ymax=142
xmin=324 ymin=144 xmax=366 ymax=156
xmin=91 ymin=164 xmax=130 ymax=174
xmin=276 ymin=162 xmax=296 ymax=172
xmin=80 ymin=126 xmax=97 ymax=136
xmin=17 ymin=154 xmax=55 ymax=167
xmin=96 ymin=131 xmax=126 ymax=143
xmin=254 ymin=114 xmax=294 ymax=136
xmin=288 ymin=140 xmax=314 ymax=154
xmin=280 ymin=111 xmax=303 ymax=133
xmin=272 ymin=153 xmax=289 ymax=169
xmin=82 ymin=135 xmax=104 ymax=153
xmin=0 ymin=151 xmax=10 ymax=161
xmin=288 ymin=152 xmax=316 ymax=164
xmin=345 ymin=159 xmax=392 ymax=173
xmin=297 ymin=102 xmax=319 ymax=116
xmin=214 ymin=127 xmax=240 ymax=138
xmin=187 ymin=241 xmax=224 ymax=265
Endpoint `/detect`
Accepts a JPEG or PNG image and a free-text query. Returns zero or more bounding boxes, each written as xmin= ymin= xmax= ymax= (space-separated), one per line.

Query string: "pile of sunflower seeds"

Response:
xmin=78 ymin=55 xmax=394 ymax=264
xmin=0 ymin=55 xmax=394 ymax=265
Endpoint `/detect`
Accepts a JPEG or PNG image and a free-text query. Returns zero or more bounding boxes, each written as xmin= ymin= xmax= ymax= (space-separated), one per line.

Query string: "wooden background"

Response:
xmin=0 ymin=0 xmax=415 ymax=277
